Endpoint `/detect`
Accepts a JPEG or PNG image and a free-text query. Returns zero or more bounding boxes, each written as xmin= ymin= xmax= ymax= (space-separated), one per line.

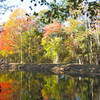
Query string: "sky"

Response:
xmin=0 ymin=0 xmax=98 ymax=24
xmin=0 ymin=0 xmax=51 ymax=23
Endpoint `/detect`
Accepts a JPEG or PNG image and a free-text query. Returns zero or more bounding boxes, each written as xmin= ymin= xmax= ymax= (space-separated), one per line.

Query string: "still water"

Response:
xmin=0 ymin=71 xmax=100 ymax=100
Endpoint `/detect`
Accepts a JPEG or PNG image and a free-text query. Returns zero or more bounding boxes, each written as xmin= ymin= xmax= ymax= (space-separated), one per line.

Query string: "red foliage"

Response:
xmin=43 ymin=22 xmax=62 ymax=38
xmin=0 ymin=81 xmax=17 ymax=100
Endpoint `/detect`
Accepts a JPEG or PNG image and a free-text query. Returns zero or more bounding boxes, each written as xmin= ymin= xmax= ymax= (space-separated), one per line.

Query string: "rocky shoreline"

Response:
xmin=0 ymin=63 xmax=100 ymax=77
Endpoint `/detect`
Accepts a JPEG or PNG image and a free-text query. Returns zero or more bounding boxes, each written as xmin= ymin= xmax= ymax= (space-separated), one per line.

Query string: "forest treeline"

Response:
xmin=0 ymin=0 xmax=100 ymax=64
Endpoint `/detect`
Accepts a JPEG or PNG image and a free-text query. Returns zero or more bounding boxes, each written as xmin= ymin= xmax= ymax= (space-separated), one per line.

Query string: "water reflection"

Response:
xmin=0 ymin=72 xmax=100 ymax=100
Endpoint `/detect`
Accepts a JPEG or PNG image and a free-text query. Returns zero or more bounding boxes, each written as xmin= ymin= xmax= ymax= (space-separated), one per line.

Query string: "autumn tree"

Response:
xmin=0 ymin=27 xmax=16 ymax=57
xmin=41 ymin=21 xmax=68 ymax=63
xmin=0 ymin=8 xmax=35 ymax=62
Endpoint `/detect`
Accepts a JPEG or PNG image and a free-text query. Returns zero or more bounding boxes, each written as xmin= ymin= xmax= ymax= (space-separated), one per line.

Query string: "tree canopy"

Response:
xmin=0 ymin=0 xmax=100 ymax=64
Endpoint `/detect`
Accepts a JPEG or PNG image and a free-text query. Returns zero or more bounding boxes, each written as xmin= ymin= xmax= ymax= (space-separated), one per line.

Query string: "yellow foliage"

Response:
xmin=5 ymin=8 xmax=26 ymax=27
xmin=64 ymin=18 xmax=82 ymax=33
xmin=9 ymin=8 xmax=26 ymax=20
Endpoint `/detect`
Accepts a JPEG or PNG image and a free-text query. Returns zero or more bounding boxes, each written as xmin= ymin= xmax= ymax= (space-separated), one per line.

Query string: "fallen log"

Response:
xmin=0 ymin=63 xmax=100 ymax=77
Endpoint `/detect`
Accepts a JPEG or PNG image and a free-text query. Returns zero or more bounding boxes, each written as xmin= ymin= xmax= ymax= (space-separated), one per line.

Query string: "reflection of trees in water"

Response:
xmin=0 ymin=72 xmax=100 ymax=100
xmin=0 ymin=79 xmax=19 ymax=100
xmin=93 ymin=78 xmax=100 ymax=100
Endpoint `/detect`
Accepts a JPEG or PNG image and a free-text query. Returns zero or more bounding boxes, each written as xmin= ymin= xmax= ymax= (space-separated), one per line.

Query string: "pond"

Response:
xmin=0 ymin=72 xmax=100 ymax=100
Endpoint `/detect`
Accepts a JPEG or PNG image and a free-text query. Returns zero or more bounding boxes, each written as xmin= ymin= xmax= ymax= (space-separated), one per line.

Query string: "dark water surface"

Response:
xmin=0 ymin=72 xmax=100 ymax=100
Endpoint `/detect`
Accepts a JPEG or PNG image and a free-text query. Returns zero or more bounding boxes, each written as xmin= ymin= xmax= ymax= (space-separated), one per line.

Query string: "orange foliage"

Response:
xmin=0 ymin=8 xmax=35 ymax=54
xmin=0 ymin=80 xmax=17 ymax=100
xmin=0 ymin=28 xmax=16 ymax=51
xmin=43 ymin=22 xmax=62 ymax=38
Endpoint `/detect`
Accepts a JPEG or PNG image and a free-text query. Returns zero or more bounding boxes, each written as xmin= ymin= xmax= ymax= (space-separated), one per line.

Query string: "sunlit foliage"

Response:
xmin=0 ymin=0 xmax=100 ymax=64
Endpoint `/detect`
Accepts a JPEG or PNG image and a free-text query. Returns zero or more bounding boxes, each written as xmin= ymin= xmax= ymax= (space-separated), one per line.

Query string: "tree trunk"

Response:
xmin=53 ymin=54 xmax=59 ymax=64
